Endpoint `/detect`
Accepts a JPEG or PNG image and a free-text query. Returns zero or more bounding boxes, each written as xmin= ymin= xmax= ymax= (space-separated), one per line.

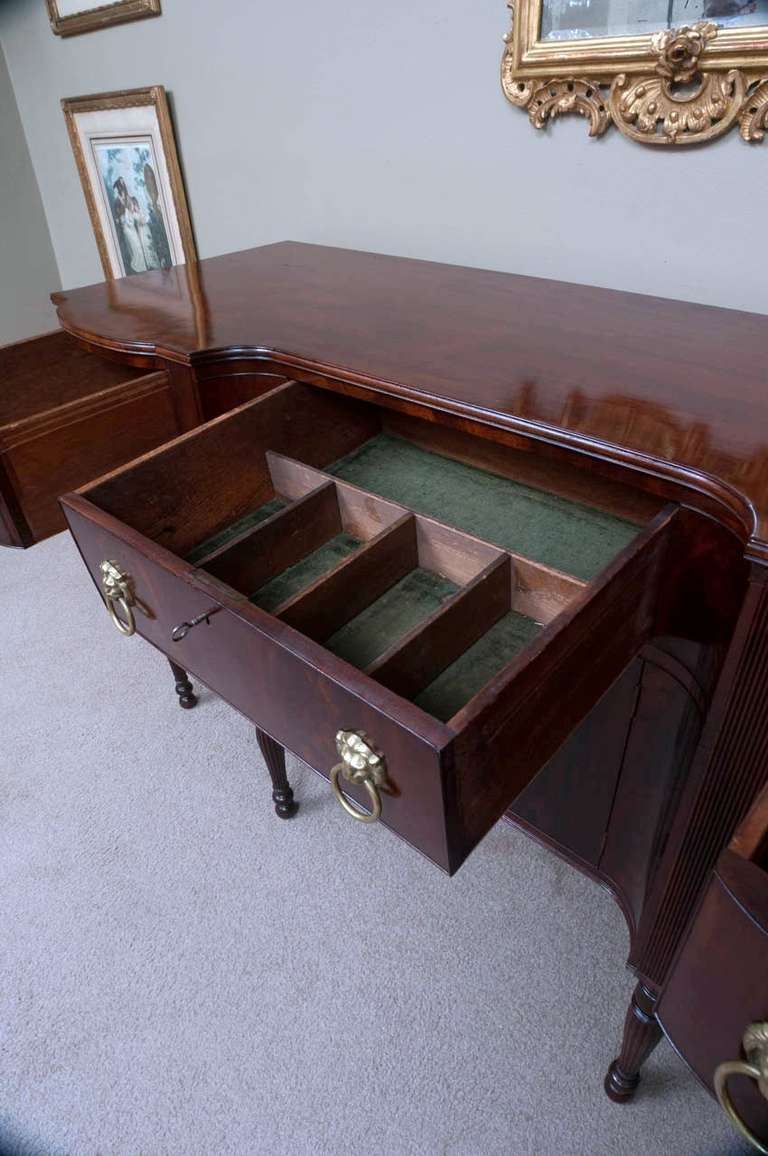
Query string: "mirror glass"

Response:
xmin=540 ymin=0 xmax=768 ymax=41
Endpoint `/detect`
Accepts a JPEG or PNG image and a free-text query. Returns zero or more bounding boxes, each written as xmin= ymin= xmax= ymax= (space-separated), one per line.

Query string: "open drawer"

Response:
xmin=62 ymin=380 xmax=685 ymax=873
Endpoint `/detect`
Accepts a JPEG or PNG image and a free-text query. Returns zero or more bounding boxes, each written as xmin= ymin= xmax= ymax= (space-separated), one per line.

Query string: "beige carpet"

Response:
xmin=0 ymin=532 xmax=747 ymax=1156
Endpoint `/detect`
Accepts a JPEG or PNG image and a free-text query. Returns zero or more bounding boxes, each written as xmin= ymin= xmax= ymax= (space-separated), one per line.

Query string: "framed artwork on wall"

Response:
xmin=62 ymin=86 xmax=196 ymax=280
xmin=47 ymin=0 xmax=161 ymax=37
xmin=501 ymin=0 xmax=768 ymax=146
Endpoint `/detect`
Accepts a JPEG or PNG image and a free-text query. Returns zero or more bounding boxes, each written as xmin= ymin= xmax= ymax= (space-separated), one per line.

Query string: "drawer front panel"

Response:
xmin=63 ymin=498 xmax=454 ymax=871
xmin=3 ymin=372 xmax=180 ymax=545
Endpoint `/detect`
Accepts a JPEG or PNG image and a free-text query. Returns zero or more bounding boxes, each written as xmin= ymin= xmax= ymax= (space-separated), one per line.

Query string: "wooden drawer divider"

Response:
xmin=367 ymin=555 xmax=512 ymax=699
xmin=190 ymin=448 xmax=597 ymax=713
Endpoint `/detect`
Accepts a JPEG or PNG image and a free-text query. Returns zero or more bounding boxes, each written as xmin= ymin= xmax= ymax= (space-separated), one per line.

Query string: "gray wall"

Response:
xmin=0 ymin=40 xmax=59 ymax=343
xmin=0 ymin=0 xmax=764 ymax=313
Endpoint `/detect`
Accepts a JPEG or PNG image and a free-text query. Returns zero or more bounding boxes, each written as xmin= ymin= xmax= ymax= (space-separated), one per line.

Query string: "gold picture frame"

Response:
xmin=501 ymin=1 xmax=768 ymax=146
xmin=62 ymin=86 xmax=196 ymax=280
xmin=48 ymin=0 xmax=160 ymax=37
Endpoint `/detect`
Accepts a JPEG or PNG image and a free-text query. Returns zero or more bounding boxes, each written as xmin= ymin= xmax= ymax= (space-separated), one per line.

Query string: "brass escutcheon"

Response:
xmin=100 ymin=559 xmax=136 ymax=637
xmin=714 ymin=1021 xmax=768 ymax=1154
xmin=330 ymin=730 xmax=388 ymax=824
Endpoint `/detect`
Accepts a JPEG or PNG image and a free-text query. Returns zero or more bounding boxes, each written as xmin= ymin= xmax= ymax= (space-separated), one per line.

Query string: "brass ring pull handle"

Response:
xmin=714 ymin=1023 xmax=768 ymax=1154
xmin=100 ymin=560 xmax=136 ymax=637
xmin=329 ymin=730 xmax=388 ymax=824
xmin=330 ymin=762 xmax=382 ymax=822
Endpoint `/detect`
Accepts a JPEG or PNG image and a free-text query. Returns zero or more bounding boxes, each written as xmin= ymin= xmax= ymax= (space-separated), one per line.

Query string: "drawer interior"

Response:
xmin=327 ymin=432 xmax=636 ymax=581
xmin=85 ymin=380 xmax=664 ymax=727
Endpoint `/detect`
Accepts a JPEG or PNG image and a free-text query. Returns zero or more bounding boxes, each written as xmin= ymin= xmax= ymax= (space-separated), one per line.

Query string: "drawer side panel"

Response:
xmin=448 ymin=510 xmax=676 ymax=867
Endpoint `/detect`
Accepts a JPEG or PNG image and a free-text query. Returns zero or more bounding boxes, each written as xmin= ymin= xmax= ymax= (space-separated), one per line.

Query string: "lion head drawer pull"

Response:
xmin=330 ymin=730 xmax=388 ymax=824
xmin=714 ymin=1022 xmax=768 ymax=1154
xmin=100 ymin=559 xmax=137 ymax=637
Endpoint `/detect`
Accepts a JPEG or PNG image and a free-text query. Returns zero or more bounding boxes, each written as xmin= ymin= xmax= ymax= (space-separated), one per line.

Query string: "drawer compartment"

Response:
xmin=0 ymin=329 xmax=194 ymax=547
xmin=62 ymin=380 xmax=682 ymax=873
xmin=327 ymin=432 xmax=637 ymax=580
xmin=326 ymin=569 xmax=460 ymax=668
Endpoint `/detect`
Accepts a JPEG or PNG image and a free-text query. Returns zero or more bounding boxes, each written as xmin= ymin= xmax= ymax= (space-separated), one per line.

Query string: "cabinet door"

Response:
xmin=658 ymin=785 xmax=768 ymax=1151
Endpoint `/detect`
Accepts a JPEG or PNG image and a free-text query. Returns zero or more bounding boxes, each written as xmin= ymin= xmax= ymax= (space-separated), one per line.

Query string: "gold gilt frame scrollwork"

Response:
xmin=501 ymin=1 xmax=768 ymax=145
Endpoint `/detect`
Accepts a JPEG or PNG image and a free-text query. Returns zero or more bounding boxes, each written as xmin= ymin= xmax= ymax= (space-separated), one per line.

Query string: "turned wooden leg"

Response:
xmin=605 ymin=982 xmax=663 ymax=1103
xmin=168 ymin=659 xmax=197 ymax=709
xmin=256 ymin=727 xmax=299 ymax=819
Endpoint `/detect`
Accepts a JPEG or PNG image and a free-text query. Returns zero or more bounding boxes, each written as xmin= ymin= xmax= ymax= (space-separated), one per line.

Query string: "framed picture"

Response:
xmin=47 ymin=0 xmax=160 ymax=37
xmin=62 ymin=86 xmax=196 ymax=280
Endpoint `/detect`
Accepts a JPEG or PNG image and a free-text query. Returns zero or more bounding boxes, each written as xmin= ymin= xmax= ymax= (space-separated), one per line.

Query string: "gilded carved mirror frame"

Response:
xmin=501 ymin=1 xmax=768 ymax=145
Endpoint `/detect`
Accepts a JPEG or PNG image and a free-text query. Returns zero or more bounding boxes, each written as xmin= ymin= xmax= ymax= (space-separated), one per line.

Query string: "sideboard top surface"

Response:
xmin=52 ymin=242 xmax=768 ymax=554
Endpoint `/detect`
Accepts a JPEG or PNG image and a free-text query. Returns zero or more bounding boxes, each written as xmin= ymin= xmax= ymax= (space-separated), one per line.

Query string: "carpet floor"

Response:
xmin=0 ymin=532 xmax=748 ymax=1156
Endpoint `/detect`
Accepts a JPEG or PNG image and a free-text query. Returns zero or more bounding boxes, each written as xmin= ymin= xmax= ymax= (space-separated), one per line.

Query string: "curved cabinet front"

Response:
xmin=658 ymin=793 xmax=768 ymax=1151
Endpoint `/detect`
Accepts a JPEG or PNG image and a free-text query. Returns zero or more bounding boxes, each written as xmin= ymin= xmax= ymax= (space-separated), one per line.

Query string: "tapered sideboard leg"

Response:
xmin=604 ymin=982 xmax=663 ymax=1102
xmin=168 ymin=659 xmax=197 ymax=709
xmin=256 ymin=727 xmax=299 ymax=819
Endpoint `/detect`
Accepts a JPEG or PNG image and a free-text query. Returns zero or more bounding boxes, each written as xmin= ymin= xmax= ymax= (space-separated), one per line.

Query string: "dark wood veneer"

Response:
xmin=52 ymin=243 xmax=768 ymax=1128
xmin=658 ymin=785 xmax=768 ymax=1147
xmin=0 ymin=329 xmax=199 ymax=546
xmin=52 ymin=242 xmax=768 ymax=550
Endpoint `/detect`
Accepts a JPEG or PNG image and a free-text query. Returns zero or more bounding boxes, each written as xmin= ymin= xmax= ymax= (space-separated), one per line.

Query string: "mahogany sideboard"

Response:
xmin=52 ymin=243 xmax=768 ymax=1147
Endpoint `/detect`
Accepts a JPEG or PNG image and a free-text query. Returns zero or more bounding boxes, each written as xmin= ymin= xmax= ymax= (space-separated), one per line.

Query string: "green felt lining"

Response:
xmin=186 ymin=498 xmax=287 ymax=565
xmin=182 ymin=432 xmax=636 ymax=722
xmin=329 ymin=434 xmax=639 ymax=581
xmin=251 ymin=532 xmax=361 ymax=612
xmin=414 ymin=611 xmax=542 ymax=722
xmin=326 ymin=569 xmax=458 ymax=670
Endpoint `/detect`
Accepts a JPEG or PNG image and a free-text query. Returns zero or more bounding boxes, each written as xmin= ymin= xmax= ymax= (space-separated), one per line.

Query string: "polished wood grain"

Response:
xmin=0 ymin=329 xmax=192 ymax=547
xmin=81 ymin=382 xmax=379 ymax=557
xmin=255 ymin=728 xmax=299 ymax=819
xmin=658 ymin=784 xmax=768 ymax=1147
xmin=54 ymin=244 xmax=768 ymax=1121
xmin=0 ymin=329 xmax=131 ymax=424
xmin=629 ymin=560 xmax=768 ymax=990
xmin=508 ymin=640 xmax=718 ymax=939
xmin=52 ymin=242 xmax=768 ymax=551
xmin=605 ymin=984 xmax=664 ymax=1103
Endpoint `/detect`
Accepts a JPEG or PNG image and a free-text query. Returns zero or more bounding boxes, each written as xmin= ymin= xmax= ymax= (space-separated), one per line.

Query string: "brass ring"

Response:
xmin=106 ymin=595 xmax=136 ymax=637
xmin=714 ymin=1061 xmax=768 ymax=1154
xmin=330 ymin=762 xmax=382 ymax=823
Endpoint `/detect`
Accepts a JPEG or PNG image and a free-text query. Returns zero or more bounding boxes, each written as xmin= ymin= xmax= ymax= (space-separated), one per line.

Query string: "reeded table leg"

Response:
xmin=256 ymin=727 xmax=299 ymax=819
xmin=168 ymin=659 xmax=197 ymax=709
xmin=604 ymin=982 xmax=663 ymax=1102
